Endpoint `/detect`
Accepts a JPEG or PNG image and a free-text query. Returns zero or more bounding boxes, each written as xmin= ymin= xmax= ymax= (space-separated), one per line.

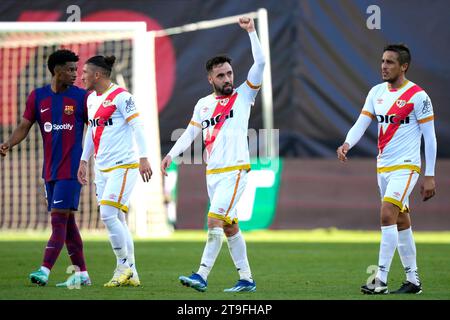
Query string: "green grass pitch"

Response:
xmin=1 ymin=230 xmax=450 ymax=300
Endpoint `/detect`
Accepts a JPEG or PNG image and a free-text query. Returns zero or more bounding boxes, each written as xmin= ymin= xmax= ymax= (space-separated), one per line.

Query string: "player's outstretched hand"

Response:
xmin=77 ymin=160 xmax=88 ymax=185
xmin=139 ymin=157 xmax=153 ymax=182
xmin=0 ymin=142 xmax=10 ymax=157
xmin=161 ymin=155 xmax=172 ymax=177
xmin=239 ymin=16 xmax=255 ymax=33
xmin=420 ymin=176 xmax=436 ymax=201
xmin=336 ymin=142 xmax=350 ymax=162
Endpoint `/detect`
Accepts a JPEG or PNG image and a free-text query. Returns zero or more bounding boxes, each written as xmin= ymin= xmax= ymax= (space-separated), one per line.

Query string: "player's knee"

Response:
xmin=396 ymin=214 xmax=411 ymax=230
xmin=380 ymin=202 xmax=399 ymax=225
xmin=100 ymin=205 xmax=118 ymax=222
xmin=207 ymin=217 xmax=224 ymax=229
xmin=223 ymin=223 xmax=239 ymax=237
xmin=397 ymin=221 xmax=411 ymax=231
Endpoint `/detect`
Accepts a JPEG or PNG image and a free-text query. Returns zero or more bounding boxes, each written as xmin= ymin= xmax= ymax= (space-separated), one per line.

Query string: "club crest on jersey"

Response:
xmin=396 ymin=99 xmax=407 ymax=108
xmin=103 ymin=99 xmax=113 ymax=107
xmin=219 ymin=98 xmax=229 ymax=106
xmin=64 ymin=105 xmax=75 ymax=115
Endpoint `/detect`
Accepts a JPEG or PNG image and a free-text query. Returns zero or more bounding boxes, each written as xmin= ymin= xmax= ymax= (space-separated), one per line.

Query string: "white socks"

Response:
xmin=197 ymin=227 xmax=224 ymax=280
xmin=376 ymin=224 xmax=398 ymax=284
xmin=227 ymin=231 xmax=253 ymax=282
xmin=398 ymin=227 xmax=420 ymax=285
xmin=197 ymin=228 xmax=253 ymax=282
xmin=100 ymin=205 xmax=129 ymax=267
xmin=118 ymin=211 xmax=137 ymax=276
xmin=40 ymin=266 xmax=50 ymax=277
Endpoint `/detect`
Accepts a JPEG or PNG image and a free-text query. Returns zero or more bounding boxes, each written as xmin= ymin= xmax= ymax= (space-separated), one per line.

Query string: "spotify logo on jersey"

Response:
xmin=44 ymin=122 xmax=52 ymax=133
xmin=43 ymin=122 xmax=74 ymax=132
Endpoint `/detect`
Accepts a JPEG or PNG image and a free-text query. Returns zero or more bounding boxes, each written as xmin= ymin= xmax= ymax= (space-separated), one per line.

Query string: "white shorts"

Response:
xmin=377 ymin=169 xmax=419 ymax=213
xmin=94 ymin=166 xmax=139 ymax=213
xmin=207 ymin=169 xmax=248 ymax=225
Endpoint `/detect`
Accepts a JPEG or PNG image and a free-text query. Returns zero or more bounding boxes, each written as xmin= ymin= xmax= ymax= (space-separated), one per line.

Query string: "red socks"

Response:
xmin=42 ymin=212 xmax=68 ymax=270
xmin=66 ymin=214 xmax=87 ymax=272
xmin=42 ymin=212 xmax=87 ymax=272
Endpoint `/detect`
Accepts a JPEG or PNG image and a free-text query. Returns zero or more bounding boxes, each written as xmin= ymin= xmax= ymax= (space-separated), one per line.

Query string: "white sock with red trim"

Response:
xmin=197 ymin=227 xmax=224 ymax=281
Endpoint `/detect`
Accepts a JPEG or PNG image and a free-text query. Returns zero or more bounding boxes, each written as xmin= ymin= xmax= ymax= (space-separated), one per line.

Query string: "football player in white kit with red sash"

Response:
xmin=78 ymin=55 xmax=153 ymax=287
xmin=161 ymin=16 xmax=265 ymax=292
xmin=337 ymin=44 xmax=437 ymax=294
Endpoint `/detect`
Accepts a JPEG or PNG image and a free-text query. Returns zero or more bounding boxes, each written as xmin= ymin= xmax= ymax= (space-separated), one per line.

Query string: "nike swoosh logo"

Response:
xmin=41 ymin=108 xmax=50 ymax=113
xmin=53 ymin=200 xmax=63 ymax=204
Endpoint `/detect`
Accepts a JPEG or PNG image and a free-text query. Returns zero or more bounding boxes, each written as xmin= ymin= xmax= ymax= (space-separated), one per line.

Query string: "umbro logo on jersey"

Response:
xmin=41 ymin=108 xmax=50 ymax=113
xmin=377 ymin=114 xmax=410 ymax=124
xmin=377 ymin=99 xmax=383 ymax=104
xmin=108 ymin=194 xmax=117 ymax=200
xmin=201 ymin=109 xmax=234 ymax=129
xmin=89 ymin=118 xmax=113 ymax=127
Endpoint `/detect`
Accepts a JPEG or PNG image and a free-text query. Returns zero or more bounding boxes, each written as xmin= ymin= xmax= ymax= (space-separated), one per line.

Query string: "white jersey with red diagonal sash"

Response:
xmin=190 ymin=81 xmax=260 ymax=174
xmin=361 ymin=80 xmax=434 ymax=173
xmin=86 ymin=83 xmax=141 ymax=171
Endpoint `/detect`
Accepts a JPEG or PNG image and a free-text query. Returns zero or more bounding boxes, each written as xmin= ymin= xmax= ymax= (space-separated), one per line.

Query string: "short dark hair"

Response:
xmin=206 ymin=55 xmax=232 ymax=73
xmin=47 ymin=49 xmax=79 ymax=76
xmin=86 ymin=55 xmax=116 ymax=77
xmin=383 ymin=43 xmax=411 ymax=72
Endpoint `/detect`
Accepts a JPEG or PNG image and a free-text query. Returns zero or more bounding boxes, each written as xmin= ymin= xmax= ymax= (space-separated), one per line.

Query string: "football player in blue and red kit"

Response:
xmin=1 ymin=49 xmax=91 ymax=287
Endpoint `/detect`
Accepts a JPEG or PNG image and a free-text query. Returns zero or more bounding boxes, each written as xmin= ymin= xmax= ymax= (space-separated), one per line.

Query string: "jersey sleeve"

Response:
xmin=23 ymin=90 xmax=37 ymax=123
xmin=413 ymin=91 xmax=434 ymax=123
xmin=189 ymin=100 xmax=202 ymax=129
xmin=116 ymin=91 xmax=140 ymax=125
xmin=360 ymin=86 xmax=376 ymax=120
xmin=236 ymin=31 xmax=265 ymax=107
xmin=168 ymin=102 xmax=202 ymax=159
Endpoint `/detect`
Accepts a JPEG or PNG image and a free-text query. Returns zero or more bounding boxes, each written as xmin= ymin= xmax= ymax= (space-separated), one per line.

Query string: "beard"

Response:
xmin=213 ymin=82 xmax=233 ymax=96
xmin=382 ymin=72 xmax=400 ymax=84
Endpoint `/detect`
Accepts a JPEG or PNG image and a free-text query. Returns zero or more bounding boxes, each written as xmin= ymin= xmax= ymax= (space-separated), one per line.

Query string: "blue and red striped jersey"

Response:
xmin=23 ymin=85 xmax=88 ymax=182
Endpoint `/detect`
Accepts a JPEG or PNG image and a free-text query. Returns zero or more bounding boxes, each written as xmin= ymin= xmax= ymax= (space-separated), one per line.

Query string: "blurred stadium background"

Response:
xmin=1 ymin=0 xmax=450 ymax=301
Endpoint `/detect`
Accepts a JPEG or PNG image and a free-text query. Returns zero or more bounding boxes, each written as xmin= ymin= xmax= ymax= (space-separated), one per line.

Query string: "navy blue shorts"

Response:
xmin=44 ymin=179 xmax=82 ymax=212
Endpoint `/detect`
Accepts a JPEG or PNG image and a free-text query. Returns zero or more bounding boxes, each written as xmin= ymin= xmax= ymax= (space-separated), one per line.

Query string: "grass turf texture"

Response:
xmin=1 ymin=230 xmax=450 ymax=300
